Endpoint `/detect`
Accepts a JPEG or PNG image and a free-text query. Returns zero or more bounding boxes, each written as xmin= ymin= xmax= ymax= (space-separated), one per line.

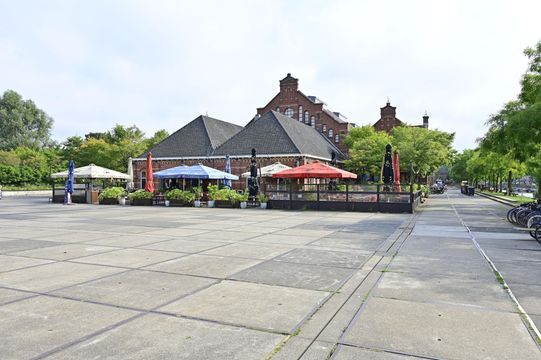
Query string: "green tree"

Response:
xmin=449 ymin=149 xmax=475 ymax=182
xmin=343 ymin=125 xmax=391 ymax=177
xmin=0 ymin=90 xmax=54 ymax=150
xmin=145 ymin=129 xmax=169 ymax=149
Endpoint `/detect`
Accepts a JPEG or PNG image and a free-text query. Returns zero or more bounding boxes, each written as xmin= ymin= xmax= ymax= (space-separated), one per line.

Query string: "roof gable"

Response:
xmin=144 ymin=115 xmax=242 ymax=158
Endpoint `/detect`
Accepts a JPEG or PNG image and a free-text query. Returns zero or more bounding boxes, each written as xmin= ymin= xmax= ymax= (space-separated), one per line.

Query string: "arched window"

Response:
xmin=322 ymin=124 xmax=327 ymax=132
xmin=328 ymin=129 xmax=333 ymax=138
xmin=141 ymin=171 xmax=146 ymax=189
xmin=310 ymin=116 xmax=315 ymax=128
xmin=284 ymin=108 xmax=294 ymax=118
xmin=298 ymin=106 xmax=303 ymax=121
xmin=304 ymin=111 xmax=309 ymax=124
xmin=335 ymin=134 xmax=340 ymax=143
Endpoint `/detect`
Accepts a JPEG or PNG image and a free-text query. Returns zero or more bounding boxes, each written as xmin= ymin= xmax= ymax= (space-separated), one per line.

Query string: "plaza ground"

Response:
xmin=0 ymin=190 xmax=540 ymax=359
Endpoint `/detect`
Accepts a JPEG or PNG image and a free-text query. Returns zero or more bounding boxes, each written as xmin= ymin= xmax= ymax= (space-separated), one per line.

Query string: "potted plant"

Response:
xmin=192 ymin=186 xmax=203 ymax=207
xmin=207 ymin=184 xmax=218 ymax=208
xmin=98 ymin=187 xmax=127 ymax=205
xmin=257 ymin=193 xmax=268 ymax=209
xmin=237 ymin=192 xmax=249 ymax=209
xmin=165 ymin=189 xmax=195 ymax=207
xmin=128 ymin=189 xmax=154 ymax=206
xmin=214 ymin=188 xmax=235 ymax=208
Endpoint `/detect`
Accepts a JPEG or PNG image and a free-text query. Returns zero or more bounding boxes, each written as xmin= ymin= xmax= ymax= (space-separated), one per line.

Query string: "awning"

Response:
xmin=241 ymin=162 xmax=291 ymax=178
xmin=272 ymin=162 xmax=357 ymax=179
xmin=153 ymin=165 xmax=188 ymax=179
xmin=51 ymin=164 xmax=130 ymax=180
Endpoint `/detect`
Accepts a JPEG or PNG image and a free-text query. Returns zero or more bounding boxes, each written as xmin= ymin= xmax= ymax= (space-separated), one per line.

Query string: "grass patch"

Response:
xmin=493 ymin=270 xmax=508 ymax=289
xmin=1 ymin=184 xmax=51 ymax=191
xmin=479 ymin=190 xmax=534 ymax=204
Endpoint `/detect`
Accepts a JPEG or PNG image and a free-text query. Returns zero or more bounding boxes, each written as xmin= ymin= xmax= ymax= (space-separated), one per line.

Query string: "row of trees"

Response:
xmin=0 ymin=90 xmax=168 ymax=186
xmin=344 ymin=125 xmax=455 ymax=184
xmin=450 ymin=40 xmax=541 ymax=196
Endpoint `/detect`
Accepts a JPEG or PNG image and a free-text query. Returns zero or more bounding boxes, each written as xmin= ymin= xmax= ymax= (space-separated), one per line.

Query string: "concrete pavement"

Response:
xmin=0 ymin=192 xmax=540 ymax=359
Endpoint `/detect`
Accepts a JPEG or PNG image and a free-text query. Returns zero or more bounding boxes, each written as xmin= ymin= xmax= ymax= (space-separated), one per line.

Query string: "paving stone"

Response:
xmin=0 ymin=254 xmax=53 ymax=272
xmin=0 ymin=295 xmax=138 ymax=359
xmin=144 ymin=254 xmax=262 ymax=278
xmin=83 ymin=234 xmax=173 ymax=247
xmin=309 ymin=236 xmax=386 ymax=251
xmin=140 ymin=238 xmax=227 ymax=253
xmin=273 ymin=248 xmax=370 ymax=268
xmin=30 ymin=231 xmax=112 ymax=243
xmin=374 ymin=271 xmax=515 ymax=312
xmin=52 ymin=269 xmax=216 ymax=310
xmin=159 ymin=280 xmax=329 ymax=333
xmin=387 ymin=254 xmax=494 ymax=279
xmin=495 ymin=260 xmax=541 ymax=286
xmin=483 ymin=247 xmax=541 ymax=263
xmin=49 ymin=313 xmax=284 ymax=360
xmin=230 ymin=260 xmax=354 ymax=291
xmin=342 ymin=297 xmax=540 ymax=360
xmin=0 ymin=288 xmax=33 ymax=305
xmin=246 ymin=234 xmax=317 ymax=246
xmin=0 ymin=239 xmax=64 ymax=253
xmin=12 ymin=243 xmax=120 ymax=260
xmin=510 ymin=284 xmax=541 ymax=315
xmin=333 ymin=345 xmax=416 ymax=359
xmin=201 ymin=243 xmax=294 ymax=260
xmin=144 ymin=228 xmax=211 ymax=237
xmin=0 ymin=261 xmax=125 ymax=292
xmin=74 ymin=248 xmax=185 ymax=268
xmin=188 ymin=230 xmax=261 ymax=242
xmin=274 ymin=228 xmax=335 ymax=238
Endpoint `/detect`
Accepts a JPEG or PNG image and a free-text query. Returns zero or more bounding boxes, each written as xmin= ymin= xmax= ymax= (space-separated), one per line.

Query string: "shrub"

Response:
xmin=99 ymin=187 xmax=126 ymax=201
xmin=257 ymin=193 xmax=268 ymax=202
xmin=128 ymin=189 xmax=154 ymax=200
xmin=207 ymin=184 xmax=219 ymax=200
xmin=165 ymin=189 xmax=195 ymax=202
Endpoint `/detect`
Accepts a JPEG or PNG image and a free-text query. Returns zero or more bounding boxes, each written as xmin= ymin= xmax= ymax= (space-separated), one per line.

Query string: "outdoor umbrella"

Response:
xmin=393 ymin=150 xmax=401 ymax=192
xmin=272 ymin=162 xmax=357 ymax=179
xmin=127 ymin=157 xmax=134 ymax=190
xmin=153 ymin=165 xmax=188 ymax=179
xmin=68 ymin=160 xmax=75 ymax=194
xmin=145 ymin=152 xmax=154 ymax=193
xmin=381 ymin=144 xmax=394 ymax=189
xmin=180 ymin=164 xmax=239 ymax=180
xmin=51 ymin=164 xmax=130 ymax=180
xmin=224 ymin=155 xmax=232 ymax=188
xmin=241 ymin=162 xmax=291 ymax=178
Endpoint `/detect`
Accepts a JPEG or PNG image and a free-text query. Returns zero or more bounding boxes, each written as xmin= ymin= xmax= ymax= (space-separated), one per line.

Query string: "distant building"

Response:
xmin=373 ymin=100 xmax=429 ymax=134
xmin=256 ymin=73 xmax=355 ymax=153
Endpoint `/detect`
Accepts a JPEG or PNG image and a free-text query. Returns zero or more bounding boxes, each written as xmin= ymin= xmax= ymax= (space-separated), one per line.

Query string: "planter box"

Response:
xmin=169 ymin=199 xmax=191 ymax=207
xmin=214 ymin=200 xmax=239 ymax=208
xmin=99 ymin=198 xmax=118 ymax=205
xmin=130 ymin=198 xmax=153 ymax=206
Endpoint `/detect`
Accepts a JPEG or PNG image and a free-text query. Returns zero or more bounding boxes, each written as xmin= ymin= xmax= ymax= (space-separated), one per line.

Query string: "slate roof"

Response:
xmin=213 ymin=111 xmax=345 ymax=160
xmin=143 ymin=115 xmax=243 ymax=158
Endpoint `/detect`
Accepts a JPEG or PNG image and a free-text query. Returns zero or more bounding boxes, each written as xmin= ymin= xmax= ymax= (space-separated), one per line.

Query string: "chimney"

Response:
xmin=423 ymin=111 xmax=429 ymax=128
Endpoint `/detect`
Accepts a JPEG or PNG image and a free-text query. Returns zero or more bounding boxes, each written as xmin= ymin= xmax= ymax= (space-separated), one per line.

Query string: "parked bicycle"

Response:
xmin=506 ymin=200 xmax=541 ymax=243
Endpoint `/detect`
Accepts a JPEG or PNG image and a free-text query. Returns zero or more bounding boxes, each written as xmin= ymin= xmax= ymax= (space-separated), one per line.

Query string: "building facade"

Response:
xmin=256 ymin=73 xmax=354 ymax=153
xmin=373 ymin=100 xmax=429 ymax=134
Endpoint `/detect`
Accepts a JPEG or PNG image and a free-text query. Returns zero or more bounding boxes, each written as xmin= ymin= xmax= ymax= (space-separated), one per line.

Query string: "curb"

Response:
xmin=476 ymin=192 xmax=516 ymax=207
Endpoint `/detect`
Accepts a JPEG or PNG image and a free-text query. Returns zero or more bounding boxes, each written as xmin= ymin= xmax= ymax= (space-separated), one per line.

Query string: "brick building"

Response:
xmin=373 ymin=100 xmax=429 ymax=134
xmin=256 ymin=73 xmax=354 ymax=153
xmin=132 ymin=111 xmax=345 ymax=190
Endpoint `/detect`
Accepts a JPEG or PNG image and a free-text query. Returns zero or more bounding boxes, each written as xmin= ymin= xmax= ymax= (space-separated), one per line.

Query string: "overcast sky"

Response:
xmin=1 ymin=0 xmax=540 ymax=151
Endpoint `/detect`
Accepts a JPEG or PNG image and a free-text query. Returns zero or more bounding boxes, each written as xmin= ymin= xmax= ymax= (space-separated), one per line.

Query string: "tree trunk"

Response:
xmin=507 ymin=171 xmax=512 ymax=196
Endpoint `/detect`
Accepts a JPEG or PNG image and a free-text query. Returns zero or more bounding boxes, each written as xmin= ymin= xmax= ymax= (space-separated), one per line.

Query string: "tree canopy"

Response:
xmin=0 ymin=90 xmax=54 ymax=150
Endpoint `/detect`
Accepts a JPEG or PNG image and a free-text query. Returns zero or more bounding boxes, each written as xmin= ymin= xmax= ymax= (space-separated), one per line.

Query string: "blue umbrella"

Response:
xmin=153 ymin=165 xmax=188 ymax=179
xmin=68 ymin=160 xmax=75 ymax=194
xmin=224 ymin=155 xmax=232 ymax=188
xmin=154 ymin=163 xmax=238 ymax=180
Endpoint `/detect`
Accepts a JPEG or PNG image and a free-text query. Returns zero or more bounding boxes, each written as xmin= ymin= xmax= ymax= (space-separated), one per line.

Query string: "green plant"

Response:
xmin=99 ymin=186 xmax=126 ymax=201
xmin=128 ymin=189 xmax=154 ymax=200
xmin=191 ymin=186 xmax=203 ymax=200
xmin=257 ymin=193 xmax=268 ymax=202
xmin=207 ymin=184 xmax=219 ymax=200
xmin=236 ymin=192 xmax=249 ymax=202
xmin=165 ymin=189 xmax=195 ymax=202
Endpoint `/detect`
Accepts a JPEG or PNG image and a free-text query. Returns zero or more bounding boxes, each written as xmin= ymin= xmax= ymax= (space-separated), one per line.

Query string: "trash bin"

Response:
xmin=468 ymin=186 xmax=475 ymax=196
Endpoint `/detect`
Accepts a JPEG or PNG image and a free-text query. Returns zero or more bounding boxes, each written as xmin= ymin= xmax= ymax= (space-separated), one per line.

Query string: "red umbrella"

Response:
xmin=393 ymin=150 xmax=400 ymax=192
xmin=273 ymin=161 xmax=357 ymax=179
xmin=145 ymin=152 xmax=154 ymax=193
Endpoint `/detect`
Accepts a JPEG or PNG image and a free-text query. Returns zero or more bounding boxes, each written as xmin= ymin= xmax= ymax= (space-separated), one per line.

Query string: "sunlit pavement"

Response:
xmin=0 ymin=193 xmax=539 ymax=359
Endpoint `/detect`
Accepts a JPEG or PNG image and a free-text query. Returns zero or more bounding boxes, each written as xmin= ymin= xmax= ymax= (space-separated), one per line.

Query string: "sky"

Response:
xmin=1 ymin=0 xmax=540 ymax=151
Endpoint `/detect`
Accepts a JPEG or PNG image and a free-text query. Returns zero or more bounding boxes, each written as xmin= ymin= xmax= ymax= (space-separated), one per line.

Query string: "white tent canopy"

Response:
xmin=51 ymin=164 xmax=131 ymax=180
xmin=241 ymin=162 xmax=291 ymax=178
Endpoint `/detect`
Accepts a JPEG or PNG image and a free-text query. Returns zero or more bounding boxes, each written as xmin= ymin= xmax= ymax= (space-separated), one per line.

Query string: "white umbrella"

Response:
xmin=241 ymin=162 xmax=291 ymax=178
xmin=127 ymin=157 xmax=134 ymax=190
xmin=51 ymin=164 xmax=130 ymax=180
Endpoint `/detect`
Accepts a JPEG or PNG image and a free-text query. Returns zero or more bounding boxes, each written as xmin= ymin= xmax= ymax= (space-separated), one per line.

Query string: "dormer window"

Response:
xmin=284 ymin=108 xmax=294 ymax=118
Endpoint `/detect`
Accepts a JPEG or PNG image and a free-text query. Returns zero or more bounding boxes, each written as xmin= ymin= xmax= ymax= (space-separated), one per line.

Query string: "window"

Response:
xmin=335 ymin=135 xmax=340 ymax=143
xmin=328 ymin=129 xmax=333 ymax=138
xmin=322 ymin=124 xmax=327 ymax=132
xmin=304 ymin=111 xmax=309 ymax=124
xmin=141 ymin=171 xmax=146 ymax=189
xmin=298 ymin=106 xmax=303 ymax=121
xmin=276 ymin=107 xmax=280 ymax=113
xmin=284 ymin=108 xmax=294 ymax=118
xmin=310 ymin=115 xmax=315 ymax=128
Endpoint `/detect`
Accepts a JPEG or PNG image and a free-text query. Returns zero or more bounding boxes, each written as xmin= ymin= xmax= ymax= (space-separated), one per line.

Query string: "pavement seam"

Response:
xmin=332 ymin=343 xmax=441 ymax=360
xmin=449 ymin=195 xmax=541 ymax=348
